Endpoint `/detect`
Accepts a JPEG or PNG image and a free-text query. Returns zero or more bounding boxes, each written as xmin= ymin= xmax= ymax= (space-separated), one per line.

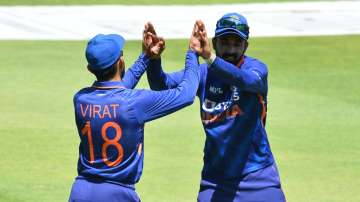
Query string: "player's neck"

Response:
xmin=108 ymin=69 xmax=122 ymax=82
xmin=108 ymin=76 xmax=121 ymax=82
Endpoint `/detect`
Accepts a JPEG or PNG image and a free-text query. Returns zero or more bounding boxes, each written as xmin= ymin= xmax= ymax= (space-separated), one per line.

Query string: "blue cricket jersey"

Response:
xmin=73 ymin=50 xmax=200 ymax=185
xmin=147 ymin=55 xmax=274 ymax=181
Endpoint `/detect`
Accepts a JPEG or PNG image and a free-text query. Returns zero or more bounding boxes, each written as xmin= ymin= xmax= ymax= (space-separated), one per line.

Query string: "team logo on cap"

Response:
xmin=229 ymin=15 xmax=240 ymax=20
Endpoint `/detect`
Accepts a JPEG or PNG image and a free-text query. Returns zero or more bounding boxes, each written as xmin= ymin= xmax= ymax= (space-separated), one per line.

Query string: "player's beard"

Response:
xmin=221 ymin=53 xmax=242 ymax=65
xmin=215 ymin=47 xmax=242 ymax=65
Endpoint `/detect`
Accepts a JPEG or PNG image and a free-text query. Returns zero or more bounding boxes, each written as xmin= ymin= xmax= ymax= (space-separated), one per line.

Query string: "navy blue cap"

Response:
xmin=85 ymin=34 xmax=125 ymax=71
xmin=215 ymin=13 xmax=249 ymax=40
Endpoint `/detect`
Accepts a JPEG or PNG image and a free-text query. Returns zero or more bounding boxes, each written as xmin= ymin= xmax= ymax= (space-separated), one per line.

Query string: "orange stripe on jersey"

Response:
xmin=258 ymin=94 xmax=267 ymax=125
xmin=236 ymin=56 xmax=245 ymax=68
xmin=137 ymin=143 xmax=143 ymax=155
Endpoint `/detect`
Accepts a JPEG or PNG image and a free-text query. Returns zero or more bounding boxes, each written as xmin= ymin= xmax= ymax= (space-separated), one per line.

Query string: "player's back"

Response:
xmin=73 ymin=81 xmax=144 ymax=186
xmin=72 ymin=49 xmax=200 ymax=187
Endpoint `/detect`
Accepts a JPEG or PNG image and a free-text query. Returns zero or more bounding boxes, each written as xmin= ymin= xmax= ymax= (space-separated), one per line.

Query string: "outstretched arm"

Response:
xmin=133 ymin=20 xmax=208 ymax=123
xmin=122 ymin=22 xmax=166 ymax=89
xmin=146 ymin=58 xmax=185 ymax=90
xmin=134 ymin=50 xmax=199 ymax=123
xmin=145 ymin=22 xmax=184 ymax=90
xmin=208 ymin=57 xmax=268 ymax=94
xmin=121 ymin=53 xmax=150 ymax=89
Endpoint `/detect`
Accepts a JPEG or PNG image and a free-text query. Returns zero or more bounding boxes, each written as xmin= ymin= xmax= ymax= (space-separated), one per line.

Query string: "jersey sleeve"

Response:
xmin=122 ymin=53 xmax=150 ymax=89
xmin=146 ymin=57 xmax=184 ymax=90
xmin=210 ymin=57 xmax=268 ymax=94
xmin=133 ymin=50 xmax=200 ymax=124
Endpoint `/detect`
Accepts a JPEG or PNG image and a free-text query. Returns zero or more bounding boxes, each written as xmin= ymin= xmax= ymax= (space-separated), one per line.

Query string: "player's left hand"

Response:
xmin=142 ymin=22 xmax=165 ymax=59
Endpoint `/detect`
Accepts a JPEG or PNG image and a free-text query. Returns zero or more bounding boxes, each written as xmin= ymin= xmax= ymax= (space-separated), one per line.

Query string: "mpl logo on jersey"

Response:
xmin=205 ymin=82 xmax=230 ymax=104
xmin=209 ymin=85 xmax=224 ymax=95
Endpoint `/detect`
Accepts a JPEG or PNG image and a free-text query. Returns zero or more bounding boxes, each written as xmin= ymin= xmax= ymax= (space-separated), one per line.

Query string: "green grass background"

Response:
xmin=0 ymin=35 xmax=359 ymax=202
xmin=0 ymin=0 xmax=334 ymax=5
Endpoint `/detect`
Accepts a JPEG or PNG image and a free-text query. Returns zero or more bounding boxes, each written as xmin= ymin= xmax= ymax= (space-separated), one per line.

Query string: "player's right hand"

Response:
xmin=189 ymin=20 xmax=212 ymax=59
xmin=142 ymin=22 xmax=165 ymax=59
xmin=189 ymin=20 xmax=202 ymax=54
xmin=197 ymin=21 xmax=212 ymax=59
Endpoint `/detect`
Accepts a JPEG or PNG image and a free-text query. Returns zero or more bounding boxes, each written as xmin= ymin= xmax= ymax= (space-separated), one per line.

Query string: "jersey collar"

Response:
xmin=92 ymin=81 xmax=125 ymax=89
xmin=236 ymin=55 xmax=245 ymax=68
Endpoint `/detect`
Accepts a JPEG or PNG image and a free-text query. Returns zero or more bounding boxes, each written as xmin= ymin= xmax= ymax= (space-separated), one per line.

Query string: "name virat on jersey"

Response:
xmin=79 ymin=103 xmax=120 ymax=119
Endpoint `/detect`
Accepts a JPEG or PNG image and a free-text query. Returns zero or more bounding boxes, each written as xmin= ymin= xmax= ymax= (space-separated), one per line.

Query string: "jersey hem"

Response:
xmin=76 ymin=175 xmax=135 ymax=190
xmin=201 ymin=160 xmax=275 ymax=182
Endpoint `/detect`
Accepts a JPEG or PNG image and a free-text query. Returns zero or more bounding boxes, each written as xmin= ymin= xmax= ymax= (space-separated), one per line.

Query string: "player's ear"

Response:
xmin=118 ymin=57 xmax=125 ymax=70
xmin=87 ymin=64 xmax=93 ymax=74
xmin=244 ymin=40 xmax=248 ymax=53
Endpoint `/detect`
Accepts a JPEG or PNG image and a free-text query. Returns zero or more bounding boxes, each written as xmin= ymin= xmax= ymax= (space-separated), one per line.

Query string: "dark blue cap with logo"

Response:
xmin=215 ymin=13 xmax=250 ymax=40
xmin=86 ymin=34 xmax=125 ymax=71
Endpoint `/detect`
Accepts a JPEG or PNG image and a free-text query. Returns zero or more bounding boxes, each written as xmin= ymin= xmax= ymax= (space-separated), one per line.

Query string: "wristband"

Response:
xmin=205 ymin=52 xmax=216 ymax=66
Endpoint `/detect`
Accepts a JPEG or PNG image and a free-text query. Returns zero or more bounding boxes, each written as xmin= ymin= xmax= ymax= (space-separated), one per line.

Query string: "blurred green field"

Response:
xmin=0 ymin=0 xmax=331 ymax=5
xmin=0 ymin=35 xmax=360 ymax=202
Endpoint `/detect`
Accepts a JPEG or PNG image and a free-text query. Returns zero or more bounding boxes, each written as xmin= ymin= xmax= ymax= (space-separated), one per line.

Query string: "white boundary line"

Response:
xmin=0 ymin=1 xmax=360 ymax=40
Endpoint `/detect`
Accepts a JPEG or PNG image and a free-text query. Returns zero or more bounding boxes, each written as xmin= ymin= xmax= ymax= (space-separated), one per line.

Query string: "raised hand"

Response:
xmin=196 ymin=20 xmax=212 ymax=59
xmin=189 ymin=20 xmax=202 ymax=54
xmin=189 ymin=20 xmax=212 ymax=59
xmin=142 ymin=22 xmax=165 ymax=59
xmin=142 ymin=22 xmax=156 ymax=52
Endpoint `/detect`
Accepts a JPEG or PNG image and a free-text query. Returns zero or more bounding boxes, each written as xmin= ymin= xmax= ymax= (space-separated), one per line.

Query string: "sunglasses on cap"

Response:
xmin=216 ymin=17 xmax=249 ymax=34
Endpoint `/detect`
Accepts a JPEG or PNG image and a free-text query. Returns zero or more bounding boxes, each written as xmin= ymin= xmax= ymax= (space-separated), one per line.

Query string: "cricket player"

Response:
xmin=68 ymin=22 xmax=203 ymax=202
xmin=146 ymin=13 xmax=286 ymax=201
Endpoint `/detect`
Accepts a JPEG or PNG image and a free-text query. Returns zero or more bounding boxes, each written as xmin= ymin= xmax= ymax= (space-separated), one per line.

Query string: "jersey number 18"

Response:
xmin=81 ymin=121 xmax=124 ymax=167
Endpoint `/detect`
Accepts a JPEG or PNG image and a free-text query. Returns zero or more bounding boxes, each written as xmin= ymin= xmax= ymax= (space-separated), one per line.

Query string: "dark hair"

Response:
xmin=89 ymin=50 xmax=123 ymax=81
xmin=89 ymin=60 xmax=118 ymax=81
